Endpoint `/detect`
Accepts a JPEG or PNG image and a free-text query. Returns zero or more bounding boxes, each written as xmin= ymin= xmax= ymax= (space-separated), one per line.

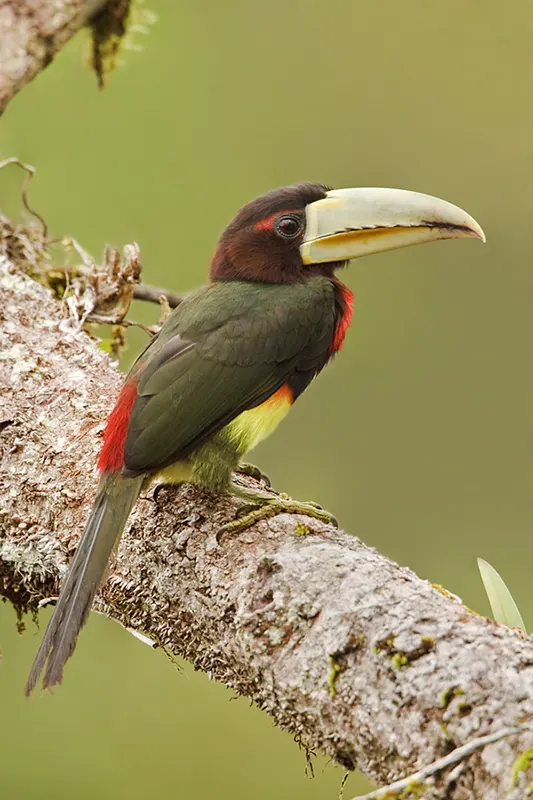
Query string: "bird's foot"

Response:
xmin=216 ymin=483 xmax=337 ymax=542
xmin=153 ymin=482 xmax=174 ymax=504
xmin=235 ymin=462 xmax=272 ymax=488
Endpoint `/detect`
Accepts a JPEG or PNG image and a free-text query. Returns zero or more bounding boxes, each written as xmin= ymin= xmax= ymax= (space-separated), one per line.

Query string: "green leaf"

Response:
xmin=477 ymin=558 xmax=526 ymax=633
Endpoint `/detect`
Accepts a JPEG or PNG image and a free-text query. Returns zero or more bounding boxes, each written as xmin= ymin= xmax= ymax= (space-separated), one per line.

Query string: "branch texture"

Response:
xmin=0 ymin=0 xmax=106 ymax=113
xmin=2 ymin=255 xmax=533 ymax=799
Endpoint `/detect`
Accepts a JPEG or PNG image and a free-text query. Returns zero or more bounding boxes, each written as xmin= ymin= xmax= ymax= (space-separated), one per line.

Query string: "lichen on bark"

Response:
xmin=2 ymin=254 xmax=533 ymax=798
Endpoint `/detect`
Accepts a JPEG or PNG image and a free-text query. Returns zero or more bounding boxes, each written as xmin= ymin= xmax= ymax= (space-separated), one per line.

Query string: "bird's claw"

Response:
xmin=153 ymin=483 xmax=167 ymax=504
xmin=216 ymin=494 xmax=337 ymax=543
xmin=236 ymin=462 xmax=272 ymax=488
xmin=234 ymin=502 xmax=261 ymax=519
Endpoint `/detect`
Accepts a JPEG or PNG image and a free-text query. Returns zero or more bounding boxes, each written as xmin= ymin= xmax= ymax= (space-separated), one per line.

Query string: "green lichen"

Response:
xmin=295 ymin=522 xmax=310 ymax=536
xmin=511 ymin=748 xmax=533 ymax=786
xmin=431 ymin=582 xmax=453 ymax=598
xmin=374 ymin=634 xmax=435 ymax=668
xmin=374 ymin=636 xmax=397 ymax=655
xmin=440 ymin=685 xmax=464 ymax=709
xmin=391 ymin=652 xmax=408 ymax=669
xmin=400 ymin=781 xmax=429 ymax=799
xmin=439 ymin=721 xmax=453 ymax=742
xmin=328 ymin=655 xmax=342 ymax=698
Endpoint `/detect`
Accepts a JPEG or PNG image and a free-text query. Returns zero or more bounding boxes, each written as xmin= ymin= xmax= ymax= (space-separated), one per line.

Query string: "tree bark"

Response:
xmin=2 ymin=251 xmax=533 ymax=800
xmin=0 ymin=0 xmax=107 ymax=114
xmin=4 ymin=3 xmax=531 ymax=797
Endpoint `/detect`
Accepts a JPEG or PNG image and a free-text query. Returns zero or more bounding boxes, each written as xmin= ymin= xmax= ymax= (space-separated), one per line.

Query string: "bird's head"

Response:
xmin=209 ymin=182 xmax=484 ymax=284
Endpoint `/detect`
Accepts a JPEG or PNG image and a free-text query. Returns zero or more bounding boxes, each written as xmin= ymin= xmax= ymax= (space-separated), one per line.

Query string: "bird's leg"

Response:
xmin=235 ymin=462 xmax=272 ymax=488
xmin=217 ymin=482 xmax=337 ymax=541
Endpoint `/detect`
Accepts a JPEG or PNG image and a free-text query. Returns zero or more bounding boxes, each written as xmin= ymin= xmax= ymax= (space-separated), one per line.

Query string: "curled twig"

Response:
xmin=0 ymin=159 xmax=181 ymax=322
xmin=0 ymin=158 xmax=48 ymax=237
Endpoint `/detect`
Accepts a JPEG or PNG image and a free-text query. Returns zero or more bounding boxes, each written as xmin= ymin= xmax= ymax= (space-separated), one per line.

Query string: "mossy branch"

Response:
xmin=2 ymin=5 xmax=529 ymax=798
xmin=2 ymin=223 xmax=533 ymax=799
xmin=0 ymin=0 xmax=108 ymax=113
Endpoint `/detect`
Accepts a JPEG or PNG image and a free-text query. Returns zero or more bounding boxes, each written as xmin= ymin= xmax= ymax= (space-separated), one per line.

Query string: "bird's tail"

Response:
xmin=25 ymin=472 xmax=144 ymax=695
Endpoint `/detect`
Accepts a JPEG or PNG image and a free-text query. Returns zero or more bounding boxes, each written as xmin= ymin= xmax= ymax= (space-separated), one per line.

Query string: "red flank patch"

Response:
xmin=97 ymin=380 xmax=138 ymax=473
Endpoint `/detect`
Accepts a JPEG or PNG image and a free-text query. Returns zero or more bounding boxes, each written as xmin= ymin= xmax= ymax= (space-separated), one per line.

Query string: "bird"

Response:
xmin=25 ymin=182 xmax=484 ymax=694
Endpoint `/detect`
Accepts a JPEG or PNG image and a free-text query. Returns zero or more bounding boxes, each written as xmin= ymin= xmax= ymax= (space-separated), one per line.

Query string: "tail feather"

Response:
xmin=25 ymin=472 xmax=143 ymax=695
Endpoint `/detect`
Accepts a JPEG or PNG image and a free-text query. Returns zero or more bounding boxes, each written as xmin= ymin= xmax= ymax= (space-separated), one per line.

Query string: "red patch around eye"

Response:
xmin=255 ymin=216 xmax=275 ymax=233
xmin=331 ymin=285 xmax=354 ymax=354
xmin=254 ymin=209 xmax=302 ymax=233
xmin=97 ymin=379 xmax=138 ymax=473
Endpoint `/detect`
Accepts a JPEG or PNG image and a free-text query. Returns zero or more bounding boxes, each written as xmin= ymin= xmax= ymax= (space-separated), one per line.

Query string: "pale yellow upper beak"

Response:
xmin=300 ymin=187 xmax=485 ymax=265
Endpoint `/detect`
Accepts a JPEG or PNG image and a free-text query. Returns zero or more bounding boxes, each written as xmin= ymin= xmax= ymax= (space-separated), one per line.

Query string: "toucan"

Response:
xmin=25 ymin=182 xmax=484 ymax=694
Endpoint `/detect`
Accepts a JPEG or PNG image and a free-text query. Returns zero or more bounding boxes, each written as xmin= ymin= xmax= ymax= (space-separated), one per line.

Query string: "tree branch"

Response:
xmin=2 ymin=239 xmax=533 ymax=799
xmin=3 ymin=5 xmax=528 ymax=798
xmin=0 ymin=0 xmax=107 ymax=114
xmin=133 ymin=282 xmax=183 ymax=308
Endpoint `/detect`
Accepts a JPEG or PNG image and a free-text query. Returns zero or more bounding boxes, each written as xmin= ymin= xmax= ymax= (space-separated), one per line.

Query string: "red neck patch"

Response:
xmin=331 ymin=283 xmax=354 ymax=354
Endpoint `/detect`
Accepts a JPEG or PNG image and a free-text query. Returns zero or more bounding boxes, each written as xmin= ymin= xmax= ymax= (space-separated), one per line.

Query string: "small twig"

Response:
xmin=338 ymin=771 xmax=350 ymax=800
xmin=92 ymin=608 xmax=158 ymax=647
xmin=445 ymin=759 xmax=466 ymax=786
xmin=125 ymin=628 xmax=158 ymax=648
xmin=158 ymin=292 xmax=171 ymax=323
xmin=61 ymin=236 xmax=94 ymax=269
xmin=86 ymin=314 xmax=157 ymax=336
xmin=37 ymin=596 xmax=58 ymax=609
xmin=352 ymin=725 xmax=529 ymax=800
xmin=0 ymin=157 xmax=48 ymax=237
xmin=133 ymin=283 xmax=183 ymax=308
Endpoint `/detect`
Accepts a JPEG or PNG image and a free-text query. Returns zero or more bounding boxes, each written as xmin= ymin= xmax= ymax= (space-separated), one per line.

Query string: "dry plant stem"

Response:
xmin=0 ymin=159 xmax=48 ymax=235
xmin=133 ymin=283 xmax=183 ymax=308
xmin=2 ymin=257 xmax=533 ymax=800
xmin=0 ymin=0 xmax=108 ymax=114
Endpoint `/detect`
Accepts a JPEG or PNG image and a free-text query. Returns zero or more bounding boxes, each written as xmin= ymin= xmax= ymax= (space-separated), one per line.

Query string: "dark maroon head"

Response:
xmin=209 ymin=183 xmax=329 ymax=284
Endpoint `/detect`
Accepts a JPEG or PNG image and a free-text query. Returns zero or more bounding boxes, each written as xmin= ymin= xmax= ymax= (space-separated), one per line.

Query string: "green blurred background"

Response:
xmin=1 ymin=0 xmax=532 ymax=797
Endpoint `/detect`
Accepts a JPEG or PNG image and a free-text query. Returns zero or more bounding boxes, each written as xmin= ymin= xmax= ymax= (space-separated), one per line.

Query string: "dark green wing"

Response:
xmin=123 ymin=277 xmax=336 ymax=473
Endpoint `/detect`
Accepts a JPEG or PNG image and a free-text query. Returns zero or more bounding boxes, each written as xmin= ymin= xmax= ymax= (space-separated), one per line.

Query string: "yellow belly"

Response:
xmin=157 ymin=385 xmax=293 ymax=486
xmin=158 ymin=460 xmax=194 ymax=484
xmin=226 ymin=385 xmax=293 ymax=454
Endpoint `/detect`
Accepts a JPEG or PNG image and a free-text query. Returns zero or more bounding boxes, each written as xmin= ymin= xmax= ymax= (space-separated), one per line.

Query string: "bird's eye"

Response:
xmin=274 ymin=214 xmax=304 ymax=239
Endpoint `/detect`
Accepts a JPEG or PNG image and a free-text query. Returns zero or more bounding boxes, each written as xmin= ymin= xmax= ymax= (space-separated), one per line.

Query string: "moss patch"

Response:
xmin=440 ymin=685 xmax=464 ymax=709
xmin=294 ymin=522 xmax=310 ymax=536
xmin=374 ymin=634 xmax=435 ymax=669
xmin=511 ymin=747 xmax=533 ymax=786
xmin=328 ymin=655 xmax=342 ymax=697
xmin=90 ymin=0 xmax=133 ymax=89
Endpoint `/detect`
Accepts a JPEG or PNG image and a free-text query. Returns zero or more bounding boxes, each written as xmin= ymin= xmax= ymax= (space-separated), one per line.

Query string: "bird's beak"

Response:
xmin=300 ymin=187 xmax=485 ymax=265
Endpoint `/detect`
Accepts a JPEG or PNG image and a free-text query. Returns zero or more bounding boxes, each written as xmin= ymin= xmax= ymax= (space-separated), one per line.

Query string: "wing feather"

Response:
xmin=123 ymin=278 xmax=336 ymax=473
